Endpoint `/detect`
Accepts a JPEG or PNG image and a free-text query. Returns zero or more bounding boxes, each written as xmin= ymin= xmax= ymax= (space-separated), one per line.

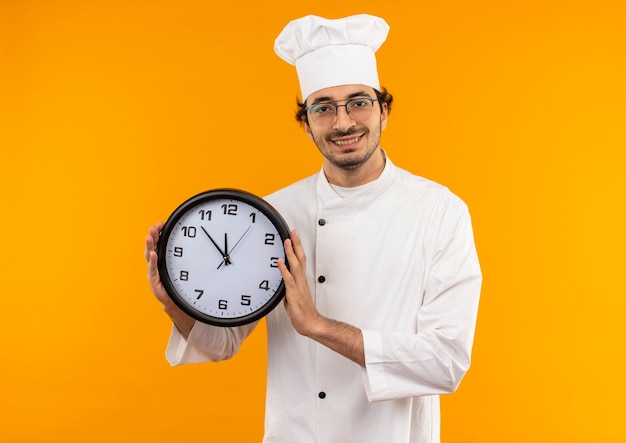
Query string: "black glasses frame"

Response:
xmin=306 ymin=98 xmax=378 ymax=121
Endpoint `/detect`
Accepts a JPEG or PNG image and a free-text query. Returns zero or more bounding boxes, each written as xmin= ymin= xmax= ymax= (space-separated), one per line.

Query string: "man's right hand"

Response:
xmin=145 ymin=222 xmax=196 ymax=338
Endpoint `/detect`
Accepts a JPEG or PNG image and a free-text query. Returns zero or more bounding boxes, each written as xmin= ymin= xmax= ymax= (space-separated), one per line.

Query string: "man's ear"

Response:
xmin=380 ymin=102 xmax=389 ymax=131
xmin=303 ymin=121 xmax=315 ymax=142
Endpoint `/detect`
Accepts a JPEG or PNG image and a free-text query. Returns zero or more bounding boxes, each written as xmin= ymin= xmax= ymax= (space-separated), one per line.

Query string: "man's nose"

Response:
xmin=332 ymin=104 xmax=355 ymax=130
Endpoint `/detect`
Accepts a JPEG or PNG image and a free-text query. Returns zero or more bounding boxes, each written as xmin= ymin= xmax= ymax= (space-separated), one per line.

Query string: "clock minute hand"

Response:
xmin=217 ymin=226 xmax=252 ymax=269
xmin=201 ymin=226 xmax=231 ymax=266
xmin=221 ymin=232 xmax=232 ymax=267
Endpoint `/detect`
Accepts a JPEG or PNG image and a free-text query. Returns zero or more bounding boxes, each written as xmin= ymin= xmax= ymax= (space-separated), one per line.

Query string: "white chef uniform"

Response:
xmin=166 ymin=156 xmax=482 ymax=443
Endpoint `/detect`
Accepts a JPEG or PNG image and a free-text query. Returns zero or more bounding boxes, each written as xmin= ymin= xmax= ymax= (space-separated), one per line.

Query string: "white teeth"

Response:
xmin=334 ymin=136 xmax=360 ymax=146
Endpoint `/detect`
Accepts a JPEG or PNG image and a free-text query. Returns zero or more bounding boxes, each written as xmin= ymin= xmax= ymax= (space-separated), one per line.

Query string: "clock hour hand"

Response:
xmin=201 ymin=226 xmax=231 ymax=267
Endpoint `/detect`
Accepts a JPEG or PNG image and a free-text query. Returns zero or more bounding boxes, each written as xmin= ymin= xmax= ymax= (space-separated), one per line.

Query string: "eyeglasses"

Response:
xmin=306 ymin=97 xmax=378 ymax=126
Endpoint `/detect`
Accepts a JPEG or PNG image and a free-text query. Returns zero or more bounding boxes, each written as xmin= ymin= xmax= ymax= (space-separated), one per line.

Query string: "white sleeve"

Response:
xmin=165 ymin=320 xmax=259 ymax=366
xmin=361 ymin=204 xmax=482 ymax=401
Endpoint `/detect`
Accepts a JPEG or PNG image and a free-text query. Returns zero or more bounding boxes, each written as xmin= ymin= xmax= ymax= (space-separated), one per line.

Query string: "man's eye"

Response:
xmin=351 ymin=100 xmax=369 ymax=107
xmin=313 ymin=105 xmax=333 ymax=114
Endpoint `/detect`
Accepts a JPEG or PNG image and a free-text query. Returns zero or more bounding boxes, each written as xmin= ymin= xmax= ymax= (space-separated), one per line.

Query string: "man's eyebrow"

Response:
xmin=309 ymin=91 xmax=372 ymax=105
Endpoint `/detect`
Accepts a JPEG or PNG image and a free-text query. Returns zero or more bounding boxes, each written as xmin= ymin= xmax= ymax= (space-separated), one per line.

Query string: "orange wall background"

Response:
xmin=2 ymin=0 xmax=625 ymax=441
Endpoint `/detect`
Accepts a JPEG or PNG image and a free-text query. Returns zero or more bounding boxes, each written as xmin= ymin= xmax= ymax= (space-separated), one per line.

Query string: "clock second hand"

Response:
xmin=228 ymin=225 xmax=253 ymax=256
xmin=201 ymin=226 xmax=231 ymax=268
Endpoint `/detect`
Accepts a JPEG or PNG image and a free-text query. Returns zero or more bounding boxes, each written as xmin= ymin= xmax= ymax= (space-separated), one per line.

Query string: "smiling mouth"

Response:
xmin=332 ymin=135 xmax=362 ymax=146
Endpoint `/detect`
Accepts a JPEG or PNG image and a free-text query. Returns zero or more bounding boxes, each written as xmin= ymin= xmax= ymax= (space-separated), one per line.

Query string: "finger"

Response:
xmin=145 ymin=234 xmax=155 ymax=262
xmin=283 ymin=238 xmax=300 ymax=270
xmin=151 ymin=222 xmax=163 ymax=241
xmin=289 ymin=230 xmax=306 ymax=266
xmin=145 ymin=223 xmax=164 ymax=261
xmin=147 ymin=250 xmax=159 ymax=283
xmin=148 ymin=249 xmax=174 ymax=304
xmin=277 ymin=258 xmax=294 ymax=285
xmin=149 ymin=223 xmax=161 ymax=243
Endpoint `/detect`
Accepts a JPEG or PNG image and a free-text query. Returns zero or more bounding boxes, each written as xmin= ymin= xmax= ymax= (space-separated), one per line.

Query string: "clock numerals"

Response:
xmin=198 ymin=209 xmax=212 ymax=221
xmin=221 ymin=204 xmax=238 ymax=216
xmin=181 ymin=226 xmax=197 ymax=238
xmin=214 ymin=296 xmax=253 ymax=311
xmin=158 ymin=189 xmax=290 ymax=326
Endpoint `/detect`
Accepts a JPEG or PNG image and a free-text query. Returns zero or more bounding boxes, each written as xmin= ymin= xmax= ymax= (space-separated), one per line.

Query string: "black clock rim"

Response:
xmin=157 ymin=188 xmax=291 ymax=327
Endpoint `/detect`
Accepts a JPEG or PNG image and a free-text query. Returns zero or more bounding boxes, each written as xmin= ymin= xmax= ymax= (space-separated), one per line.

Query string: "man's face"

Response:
xmin=304 ymin=84 xmax=388 ymax=171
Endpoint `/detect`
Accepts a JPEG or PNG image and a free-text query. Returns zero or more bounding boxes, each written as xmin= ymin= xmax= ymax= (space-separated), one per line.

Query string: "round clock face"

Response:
xmin=157 ymin=189 xmax=290 ymax=327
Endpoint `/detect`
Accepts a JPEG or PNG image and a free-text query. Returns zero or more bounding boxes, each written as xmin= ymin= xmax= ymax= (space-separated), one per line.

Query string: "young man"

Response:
xmin=145 ymin=14 xmax=481 ymax=443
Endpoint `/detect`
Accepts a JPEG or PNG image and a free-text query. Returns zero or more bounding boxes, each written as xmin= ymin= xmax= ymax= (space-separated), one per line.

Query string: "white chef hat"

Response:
xmin=274 ymin=14 xmax=390 ymax=100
